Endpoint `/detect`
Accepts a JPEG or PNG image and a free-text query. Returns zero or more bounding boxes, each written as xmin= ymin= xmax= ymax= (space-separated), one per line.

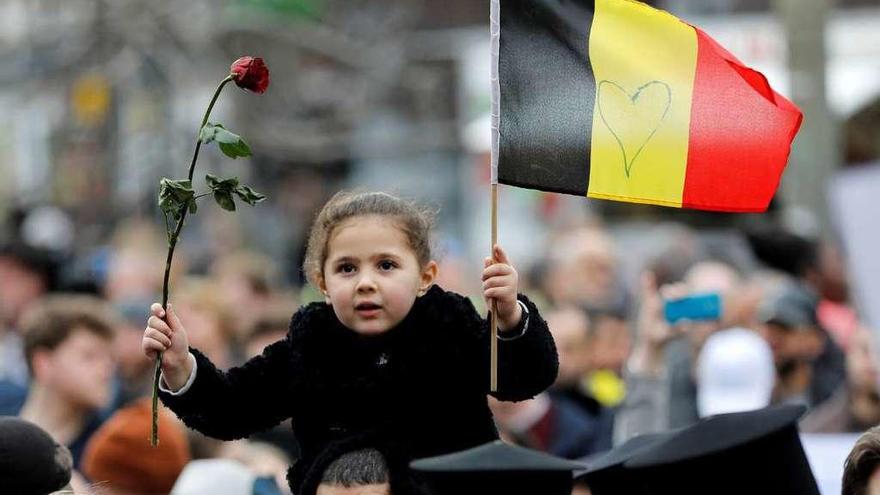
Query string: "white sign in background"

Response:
xmin=801 ymin=433 xmax=860 ymax=495
xmin=830 ymin=164 xmax=880 ymax=332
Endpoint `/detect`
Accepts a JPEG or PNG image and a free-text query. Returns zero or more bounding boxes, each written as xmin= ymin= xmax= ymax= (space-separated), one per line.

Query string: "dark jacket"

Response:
xmin=159 ymin=285 xmax=558 ymax=494
xmin=547 ymin=390 xmax=614 ymax=458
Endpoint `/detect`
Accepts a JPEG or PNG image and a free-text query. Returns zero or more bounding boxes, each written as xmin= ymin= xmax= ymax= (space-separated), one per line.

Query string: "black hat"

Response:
xmin=758 ymin=284 xmax=820 ymax=329
xmin=0 ymin=417 xmax=73 ymax=495
xmin=410 ymin=440 xmax=586 ymax=495
xmin=623 ymin=405 xmax=819 ymax=495
xmin=578 ymin=431 xmax=678 ymax=495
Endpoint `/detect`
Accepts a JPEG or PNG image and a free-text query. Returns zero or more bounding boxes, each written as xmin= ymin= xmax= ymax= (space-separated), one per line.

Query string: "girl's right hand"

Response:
xmin=142 ymin=303 xmax=192 ymax=389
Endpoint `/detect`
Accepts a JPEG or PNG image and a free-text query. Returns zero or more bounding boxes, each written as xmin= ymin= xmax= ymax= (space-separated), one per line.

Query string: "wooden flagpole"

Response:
xmin=489 ymin=0 xmax=500 ymax=393
xmin=490 ymin=184 xmax=498 ymax=392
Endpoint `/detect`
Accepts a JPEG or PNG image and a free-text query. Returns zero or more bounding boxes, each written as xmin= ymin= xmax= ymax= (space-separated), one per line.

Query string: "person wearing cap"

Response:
xmin=758 ymin=282 xmax=846 ymax=407
xmin=0 ymin=417 xmax=74 ymax=495
xmin=695 ymin=327 xmax=775 ymax=417
xmin=576 ymin=431 xmax=676 ymax=495
xmin=583 ymin=405 xmax=821 ymax=495
xmin=410 ymin=440 xmax=585 ymax=495
xmin=17 ymin=295 xmax=118 ymax=470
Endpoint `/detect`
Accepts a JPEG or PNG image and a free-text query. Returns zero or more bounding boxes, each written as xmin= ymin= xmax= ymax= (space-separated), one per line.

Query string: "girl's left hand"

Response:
xmin=482 ymin=244 xmax=523 ymax=331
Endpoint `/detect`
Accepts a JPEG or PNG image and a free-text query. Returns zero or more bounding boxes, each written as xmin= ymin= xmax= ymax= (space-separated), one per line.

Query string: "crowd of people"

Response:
xmin=0 ymin=191 xmax=878 ymax=494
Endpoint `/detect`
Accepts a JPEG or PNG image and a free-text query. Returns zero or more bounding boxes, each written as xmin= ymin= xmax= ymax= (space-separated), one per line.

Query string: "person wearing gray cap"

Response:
xmin=758 ymin=283 xmax=845 ymax=407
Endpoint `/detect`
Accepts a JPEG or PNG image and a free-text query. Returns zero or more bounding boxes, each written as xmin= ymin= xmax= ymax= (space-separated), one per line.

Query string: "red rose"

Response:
xmin=229 ymin=56 xmax=269 ymax=94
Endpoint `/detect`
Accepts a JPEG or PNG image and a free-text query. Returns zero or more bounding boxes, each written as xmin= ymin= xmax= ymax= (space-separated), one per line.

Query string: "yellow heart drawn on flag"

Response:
xmin=597 ymin=80 xmax=672 ymax=178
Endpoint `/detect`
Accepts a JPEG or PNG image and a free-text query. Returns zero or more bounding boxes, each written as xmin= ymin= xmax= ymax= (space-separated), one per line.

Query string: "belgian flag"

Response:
xmin=492 ymin=0 xmax=803 ymax=212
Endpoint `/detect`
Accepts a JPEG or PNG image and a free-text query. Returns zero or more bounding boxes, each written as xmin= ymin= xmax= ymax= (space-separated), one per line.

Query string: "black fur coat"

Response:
xmin=159 ymin=285 xmax=558 ymax=494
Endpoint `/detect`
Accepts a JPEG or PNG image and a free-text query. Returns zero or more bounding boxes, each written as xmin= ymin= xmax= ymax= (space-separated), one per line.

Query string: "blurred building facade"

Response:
xmin=0 ymin=0 xmax=878 ymax=287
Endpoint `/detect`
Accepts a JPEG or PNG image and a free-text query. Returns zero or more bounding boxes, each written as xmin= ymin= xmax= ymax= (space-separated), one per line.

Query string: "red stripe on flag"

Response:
xmin=682 ymin=28 xmax=803 ymax=212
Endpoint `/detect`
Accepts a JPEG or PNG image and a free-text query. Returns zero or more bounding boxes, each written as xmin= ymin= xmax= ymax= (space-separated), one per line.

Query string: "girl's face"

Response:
xmin=320 ymin=215 xmax=437 ymax=335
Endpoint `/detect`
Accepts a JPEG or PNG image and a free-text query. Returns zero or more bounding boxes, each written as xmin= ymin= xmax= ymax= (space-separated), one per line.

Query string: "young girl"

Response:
xmin=143 ymin=191 xmax=558 ymax=494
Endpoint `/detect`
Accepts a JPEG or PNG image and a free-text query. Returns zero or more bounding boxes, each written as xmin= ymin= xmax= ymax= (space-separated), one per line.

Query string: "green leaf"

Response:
xmin=200 ymin=124 xmax=251 ymax=159
xmin=199 ymin=123 xmax=239 ymax=144
xmin=188 ymin=198 xmax=198 ymax=215
xmin=206 ymin=173 xmax=239 ymax=190
xmin=234 ymin=184 xmax=267 ymax=205
xmin=199 ymin=124 xmax=218 ymax=144
xmin=218 ymin=138 xmax=252 ymax=159
xmin=212 ymin=126 xmax=241 ymax=145
xmin=206 ymin=173 xmax=220 ymax=189
xmin=213 ymin=191 xmax=237 ymax=211
xmin=158 ymin=178 xmax=195 ymax=220
xmin=205 ymin=175 xmax=264 ymax=212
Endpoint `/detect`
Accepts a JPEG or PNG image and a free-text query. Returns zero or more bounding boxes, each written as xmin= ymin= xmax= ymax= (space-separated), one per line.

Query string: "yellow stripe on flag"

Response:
xmin=587 ymin=0 xmax=698 ymax=208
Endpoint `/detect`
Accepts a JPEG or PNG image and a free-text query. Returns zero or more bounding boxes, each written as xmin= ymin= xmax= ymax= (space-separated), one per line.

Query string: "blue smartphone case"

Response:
xmin=663 ymin=293 xmax=722 ymax=324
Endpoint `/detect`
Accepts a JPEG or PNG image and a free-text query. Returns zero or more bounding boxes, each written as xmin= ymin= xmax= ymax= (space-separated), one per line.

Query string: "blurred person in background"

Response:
xmin=81 ymin=399 xmax=191 ymax=495
xmin=747 ymin=230 xmax=859 ymax=352
xmin=540 ymin=226 xmax=626 ymax=311
xmin=171 ymin=458 xmax=284 ymax=495
xmin=489 ymin=392 xmax=610 ymax=459
xmin=172 ymin=278 xmax=300 ymax=461
xmin=110 ymin=300 xmax=160 ymax=407
xmin=842 ymin=425 xmax=880 ymax=495
xmin=664 ymin=260 xmax=747 ymax=427
xmin=545 ymin=306 xmax=615 ymax=445
xmin=102 ymin=219 xmax=168 ymax=304
xmin=239 ymin=297 xmax=300 ymax=362
xmin=538 ymin=225 xmax=631 ymax=413
xmin=748 ymin=229 xmax=849 ymax=387
xmin=695 ymin=327 xmax=776 ymax=417
xmin=583 ymin=308 xmax=631 ymax=407
xmin=640 ymin=223 xmax=703 ymax=288
xmin=168 ymin=279 xmax=241 ymax=460
xmin=219 ymin=440 xmax=294 ymax=494
xmin=171 ymin=277 xmax=237 ymax=370
xmin=802 ymin=326 xmax=880 ymax=433
xmin=758 ymin=282 xmax=846 ymax=408
xmin=0 ymin=242 xmax=59 ymax=414
xmin=18 ymin=295 xmax=118 ymax=469
xmin=615 ymin=259 xmax=746 ymax=441
xmin=734 ymin=268 xmax=792 ymax=330
xmin=0 ymin=243 xmax=58 ymax=331
xmin=211 ymin=250 xmax=283 ymax=344
xmin=236 ymin=302 xmax=302 ymax=462
xmin=814 ymin=242 xmax=861 ymax=351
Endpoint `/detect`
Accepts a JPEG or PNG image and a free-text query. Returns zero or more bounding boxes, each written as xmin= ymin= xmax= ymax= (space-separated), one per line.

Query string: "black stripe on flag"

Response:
xmin=498 ymin=0 xmax=596 ymax=196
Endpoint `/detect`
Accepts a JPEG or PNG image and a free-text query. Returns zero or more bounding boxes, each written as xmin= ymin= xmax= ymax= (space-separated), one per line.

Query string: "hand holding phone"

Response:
xmin=664 ymin=293 xmax=722 ymax=324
